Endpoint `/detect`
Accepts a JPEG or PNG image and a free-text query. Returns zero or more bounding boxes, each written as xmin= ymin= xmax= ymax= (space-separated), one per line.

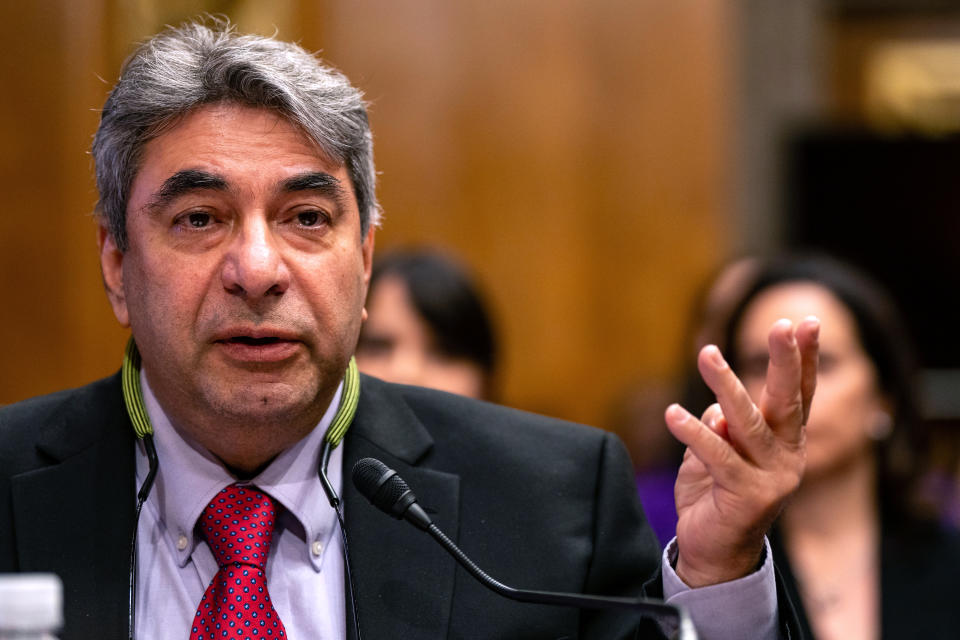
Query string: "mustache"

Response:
xmin=202 ymin=309 xmax=315 ymax=342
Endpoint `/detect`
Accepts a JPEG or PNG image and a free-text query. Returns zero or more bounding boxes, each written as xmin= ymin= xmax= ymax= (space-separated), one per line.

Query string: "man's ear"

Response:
xmin=360 ymin=226 xmax=375 ymax=323
xmin=98 ymin=224 xmax=130 ymax=328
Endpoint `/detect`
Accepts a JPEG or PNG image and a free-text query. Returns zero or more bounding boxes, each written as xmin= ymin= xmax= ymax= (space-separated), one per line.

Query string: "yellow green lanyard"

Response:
xmin=120 ymin=337 xmax=359 ymax=446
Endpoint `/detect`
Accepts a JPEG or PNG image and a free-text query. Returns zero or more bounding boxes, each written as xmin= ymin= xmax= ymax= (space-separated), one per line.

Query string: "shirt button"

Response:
xmin=177 ymin=535 xmax=188 ymax=551
xmin=311 ymin=540 xmax=323 ymax=557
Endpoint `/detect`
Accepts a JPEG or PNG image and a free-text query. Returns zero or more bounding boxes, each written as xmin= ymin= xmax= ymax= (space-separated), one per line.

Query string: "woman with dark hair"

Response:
xmin=721 ymin=254 xmax=960 ymax=640
xmin=356 ymin=249 xmax=498 ymax=400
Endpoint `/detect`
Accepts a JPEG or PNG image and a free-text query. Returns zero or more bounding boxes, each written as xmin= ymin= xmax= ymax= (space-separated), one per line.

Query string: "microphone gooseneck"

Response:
xmin=350 ymin=457 xmax=698 ymax=640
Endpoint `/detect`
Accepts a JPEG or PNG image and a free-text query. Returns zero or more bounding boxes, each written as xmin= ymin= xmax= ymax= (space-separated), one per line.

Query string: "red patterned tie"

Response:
xmin=190 ymin=484 xmax=288 ymax=640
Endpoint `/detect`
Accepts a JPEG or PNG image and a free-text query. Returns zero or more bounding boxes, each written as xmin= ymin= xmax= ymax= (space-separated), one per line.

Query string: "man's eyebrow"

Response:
xmin=281 ymin=172 xmax=350 ymax=207
xmin=146 ymin=169 xmax=228 ymax=212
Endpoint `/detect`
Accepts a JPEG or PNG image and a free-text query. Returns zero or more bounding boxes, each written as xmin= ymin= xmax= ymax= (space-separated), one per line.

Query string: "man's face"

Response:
xmin=100 ymin=103 xmax=374 ymax=467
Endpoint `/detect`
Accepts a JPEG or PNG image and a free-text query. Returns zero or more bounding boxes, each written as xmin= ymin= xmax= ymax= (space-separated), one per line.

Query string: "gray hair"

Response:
xmin=92 ymin=19 xmax=380 ymax=251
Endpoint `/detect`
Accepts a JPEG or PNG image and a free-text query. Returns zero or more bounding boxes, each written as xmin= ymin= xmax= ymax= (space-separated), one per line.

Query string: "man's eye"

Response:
xmin=296 ymin=210 xmax=327 ymax=227
xmin=298 ymin=211 xmax=318 ymax=226
xmin=186 ymin=212 xmax=211 ymax=228
xmin=818 ymin=353 xmax=838 ymax=375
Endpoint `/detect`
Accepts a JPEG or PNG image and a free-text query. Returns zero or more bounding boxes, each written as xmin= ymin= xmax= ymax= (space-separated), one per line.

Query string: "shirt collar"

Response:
xmin=134 ymin=369 xmax=344 ymax=571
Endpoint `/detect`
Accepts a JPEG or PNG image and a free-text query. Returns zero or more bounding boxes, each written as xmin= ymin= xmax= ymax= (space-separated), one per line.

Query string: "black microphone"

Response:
xmin=351 ymin=457 xmax=697 ymax=640
xmin=351 ymin=456 xmax=432 ymax=530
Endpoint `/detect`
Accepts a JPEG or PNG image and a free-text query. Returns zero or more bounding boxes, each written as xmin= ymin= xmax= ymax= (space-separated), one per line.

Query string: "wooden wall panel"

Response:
xmin=1 ymin=1 xmax=735 ymax=429
xmin=314 ymin=1 xmax=735 ymax=422
xmin=0 ymin=0 xmax=123 ymax=404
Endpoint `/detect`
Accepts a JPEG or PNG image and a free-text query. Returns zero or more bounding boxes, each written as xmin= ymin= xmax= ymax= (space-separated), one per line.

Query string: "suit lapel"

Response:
xmin=343 ymin=377 xmax=460 ymax=640
xmin=11 ymin=374 xmax=135 ymax=640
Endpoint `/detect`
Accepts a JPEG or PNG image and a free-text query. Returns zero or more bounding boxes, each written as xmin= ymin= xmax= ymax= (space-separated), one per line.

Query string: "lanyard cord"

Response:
xmin=121 ymin=337 xmax=361 ymax=639
xmin=121 ymin=338 xmax=360 ymax=446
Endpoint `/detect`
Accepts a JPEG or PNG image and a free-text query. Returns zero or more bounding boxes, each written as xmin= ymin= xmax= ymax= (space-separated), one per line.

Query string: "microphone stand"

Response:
xmin=352 ymin=457 xmax=698 ymax=640
xmin=425 ymin=522 xmax=697 ymax=640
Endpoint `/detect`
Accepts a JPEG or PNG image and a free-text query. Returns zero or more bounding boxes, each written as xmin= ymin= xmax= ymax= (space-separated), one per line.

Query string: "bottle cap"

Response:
xmin=0 ymin=573 xmax=63 ymax=631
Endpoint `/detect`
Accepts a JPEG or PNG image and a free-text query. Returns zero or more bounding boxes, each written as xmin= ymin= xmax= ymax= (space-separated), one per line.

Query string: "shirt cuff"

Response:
xmin=660 ymin=537 xmax=779 ymax=640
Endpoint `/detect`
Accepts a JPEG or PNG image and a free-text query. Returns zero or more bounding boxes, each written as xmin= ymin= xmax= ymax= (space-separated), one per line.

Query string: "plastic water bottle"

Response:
xmin=0 ymin=574 xmax=62 ymax=639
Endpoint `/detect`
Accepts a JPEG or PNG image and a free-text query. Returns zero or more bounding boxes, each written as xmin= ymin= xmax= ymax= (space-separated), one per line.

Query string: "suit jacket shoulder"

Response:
xmin=0 ymin=374 xmax=129 ymax=473
xmin=343 ymin=375 xmax=664 ymax=639
xmin=0 ymin=373 xmax=136 ymax=640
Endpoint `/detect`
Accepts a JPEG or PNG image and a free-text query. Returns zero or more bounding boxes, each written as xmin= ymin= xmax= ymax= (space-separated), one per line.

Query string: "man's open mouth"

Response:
xmin=224 ymin=336 xmax=286 ymax=345
xmin=215 ymin=334 xmax=301 ymax=363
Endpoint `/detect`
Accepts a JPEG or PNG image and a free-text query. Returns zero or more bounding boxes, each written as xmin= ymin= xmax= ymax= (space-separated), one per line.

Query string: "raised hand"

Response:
xmin=664 ymin=317 xmax=819 ymax=587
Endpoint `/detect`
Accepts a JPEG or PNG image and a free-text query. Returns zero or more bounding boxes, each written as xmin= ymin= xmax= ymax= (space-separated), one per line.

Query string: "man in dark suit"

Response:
xmin=0 ymin=19 xmax=817 ymax=640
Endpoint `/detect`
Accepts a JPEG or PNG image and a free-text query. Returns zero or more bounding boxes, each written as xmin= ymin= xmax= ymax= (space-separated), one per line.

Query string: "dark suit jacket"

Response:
xmin=1 ymin=373 xmax=798 ymax=639
xmin=772 ymin=519 xmax=960 ymax=640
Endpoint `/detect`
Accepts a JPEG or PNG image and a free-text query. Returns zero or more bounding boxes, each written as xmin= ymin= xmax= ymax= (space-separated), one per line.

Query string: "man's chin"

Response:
xmin=203 ymin=382 xmax=320 ymax=424
xmin=193 ymin=357 xmax=345 ymax=426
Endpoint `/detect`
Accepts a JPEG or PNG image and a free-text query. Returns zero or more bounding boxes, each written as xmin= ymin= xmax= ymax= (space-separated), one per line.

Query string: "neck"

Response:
xmin=781 ymin=451 xmax=882 ymax=640
xmin=143 ymin=369 xmax=336 ymax=475
xmin=181 ymin=404 xmax=330 ymax=475
xmin=782 ymin=451 xmax=879 ymax=540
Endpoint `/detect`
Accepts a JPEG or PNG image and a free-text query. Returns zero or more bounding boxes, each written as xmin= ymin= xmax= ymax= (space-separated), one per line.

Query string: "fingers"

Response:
xmin=757 ymin=319 xmax=804 ymax=442
xmin=665 ymin=404 xmax=743 ymax=487
xmin=796 ymin=316 xmax=820 ymax=425
xmin=697 ymin=345 xmax=774 ymax=464
xmin=681 ymin=317 xmax=815 ymax=474
xmin=701 ymin=403 xmax=729 ymax=440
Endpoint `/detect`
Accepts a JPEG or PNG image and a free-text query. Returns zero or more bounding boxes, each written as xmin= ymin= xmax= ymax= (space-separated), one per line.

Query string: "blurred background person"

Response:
xmin=680 ymin=256 xmax=764 ymax=417
xmin=608 ymin=257 xmax=761 ymax=547
xmin=356 ymin=249 xmax=498 ymax=400
xmin=720 ymin=254 xmax=960 ymax=640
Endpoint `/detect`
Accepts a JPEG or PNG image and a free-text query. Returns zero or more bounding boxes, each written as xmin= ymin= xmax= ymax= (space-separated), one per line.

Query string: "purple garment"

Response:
xmin=636 ymin=467 xmax=679 ymax=548
xmin=663 ymin=538 xmax=781 ymax=640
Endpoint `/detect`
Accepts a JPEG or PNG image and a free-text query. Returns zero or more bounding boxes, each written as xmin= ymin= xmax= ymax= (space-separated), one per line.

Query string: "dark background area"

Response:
xmin=786 ymin=130 xmax=960 ymax=371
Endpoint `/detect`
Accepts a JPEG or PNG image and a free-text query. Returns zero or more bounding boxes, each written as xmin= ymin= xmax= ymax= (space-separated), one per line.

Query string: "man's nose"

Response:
xmin=220 ymin=217 xmax=290 ymax=299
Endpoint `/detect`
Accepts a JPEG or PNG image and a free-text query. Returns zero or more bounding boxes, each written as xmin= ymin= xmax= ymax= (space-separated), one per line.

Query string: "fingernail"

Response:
xmin=706 ymin=345 xmax=727 ymax=369
xmin=777 ymin=318 xmax=797 ymax=346
xmin=805 ymin=315 xmax=821 ymax=340
xmin=667 ymin=403 xmax=691 ymax=423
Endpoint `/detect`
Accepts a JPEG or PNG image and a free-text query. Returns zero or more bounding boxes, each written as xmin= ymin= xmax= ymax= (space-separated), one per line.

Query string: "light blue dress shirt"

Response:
xmin=134 ymin=371 xmax=346 ymax=640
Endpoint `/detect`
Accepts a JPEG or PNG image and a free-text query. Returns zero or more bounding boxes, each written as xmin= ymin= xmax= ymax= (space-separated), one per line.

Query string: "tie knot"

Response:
xmin=199 ymin=484 xmax=279 ymax=569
